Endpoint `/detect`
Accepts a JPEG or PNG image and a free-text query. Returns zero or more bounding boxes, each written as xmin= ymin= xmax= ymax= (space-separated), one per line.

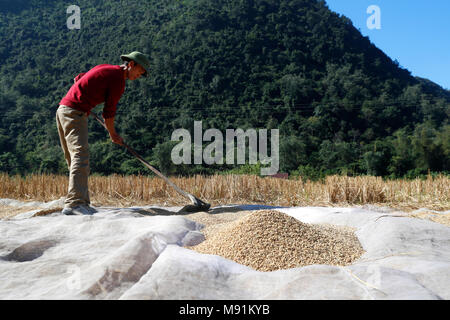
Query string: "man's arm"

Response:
xmin=104 ymin=116 xmax=124 ymax=146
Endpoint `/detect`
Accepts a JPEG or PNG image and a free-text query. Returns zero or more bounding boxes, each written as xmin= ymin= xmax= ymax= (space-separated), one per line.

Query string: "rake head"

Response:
xmin=178 ymin=194 xmax=211 ymax=213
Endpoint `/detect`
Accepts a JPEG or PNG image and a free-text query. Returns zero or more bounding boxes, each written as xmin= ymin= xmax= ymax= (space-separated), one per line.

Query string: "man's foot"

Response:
xmin=62 ymin=205 xmax=97 ymax=216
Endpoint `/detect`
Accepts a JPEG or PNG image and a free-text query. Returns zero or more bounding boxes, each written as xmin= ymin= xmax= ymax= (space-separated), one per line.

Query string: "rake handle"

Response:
xmin=90 ymin=112 xmax=192 ymax=200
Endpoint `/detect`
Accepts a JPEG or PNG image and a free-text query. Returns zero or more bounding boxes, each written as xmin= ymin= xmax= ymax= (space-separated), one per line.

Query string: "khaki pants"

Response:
xmin=56 ymin=105 xmax=90 ymax=208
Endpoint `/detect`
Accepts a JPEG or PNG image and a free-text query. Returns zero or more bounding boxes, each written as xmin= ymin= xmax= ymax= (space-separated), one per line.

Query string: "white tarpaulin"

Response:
xmin=0 ymin=200 xmax=449 ymax=300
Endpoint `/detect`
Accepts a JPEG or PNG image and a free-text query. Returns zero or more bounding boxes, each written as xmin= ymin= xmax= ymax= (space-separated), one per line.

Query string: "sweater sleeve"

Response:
xmin=102 ymin=82 xmax=125 ymax=119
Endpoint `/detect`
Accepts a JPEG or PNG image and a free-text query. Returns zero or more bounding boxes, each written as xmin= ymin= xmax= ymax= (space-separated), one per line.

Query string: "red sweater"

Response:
xmin=60 ymin=64 xmax=126 ymax=119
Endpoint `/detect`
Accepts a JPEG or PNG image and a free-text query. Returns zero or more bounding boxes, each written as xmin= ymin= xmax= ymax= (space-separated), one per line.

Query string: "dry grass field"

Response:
xmin=0 ymin=173 xmax=448 ymax=212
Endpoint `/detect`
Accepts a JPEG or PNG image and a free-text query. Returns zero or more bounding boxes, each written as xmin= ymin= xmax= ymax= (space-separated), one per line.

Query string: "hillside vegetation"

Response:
xmin=0 ymin=0 xmax=448 ymax=179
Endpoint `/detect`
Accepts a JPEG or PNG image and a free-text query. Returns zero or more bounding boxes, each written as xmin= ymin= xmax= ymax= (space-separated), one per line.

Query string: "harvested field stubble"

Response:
xmin=189 ymin=210 xmax=364 ymax=272
xmin=0 ymin=173 xmax=448 ymax=211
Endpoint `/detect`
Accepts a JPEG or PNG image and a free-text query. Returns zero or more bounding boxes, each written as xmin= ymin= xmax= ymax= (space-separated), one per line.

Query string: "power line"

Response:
xmin=2 ymin=97 xmax=447 ymax=119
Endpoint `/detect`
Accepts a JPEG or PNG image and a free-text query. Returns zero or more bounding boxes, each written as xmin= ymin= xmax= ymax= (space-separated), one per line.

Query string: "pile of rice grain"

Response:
xmin=190 ymin=210 xmax=364 ymax=272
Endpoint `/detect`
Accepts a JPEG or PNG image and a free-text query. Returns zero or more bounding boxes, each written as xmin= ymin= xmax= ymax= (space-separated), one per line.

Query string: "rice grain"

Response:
xmin=189 ymin=210 xmax=364 ymax=272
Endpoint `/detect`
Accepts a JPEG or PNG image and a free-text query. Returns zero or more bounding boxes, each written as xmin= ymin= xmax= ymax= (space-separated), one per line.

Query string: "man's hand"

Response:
xmin=109 ymin=132 xmax=124 ymax=146
xmin=104 ymin=116 xmax=124 ymax=146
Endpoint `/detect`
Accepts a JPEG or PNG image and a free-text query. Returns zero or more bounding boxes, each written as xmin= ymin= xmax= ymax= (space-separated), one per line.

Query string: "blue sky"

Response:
xmin=325 ymin=0 xmax=450 ymax=90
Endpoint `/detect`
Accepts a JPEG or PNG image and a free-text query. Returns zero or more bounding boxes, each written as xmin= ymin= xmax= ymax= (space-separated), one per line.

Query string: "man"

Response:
xmin=56 ymin=51 xmax=150 ymax=215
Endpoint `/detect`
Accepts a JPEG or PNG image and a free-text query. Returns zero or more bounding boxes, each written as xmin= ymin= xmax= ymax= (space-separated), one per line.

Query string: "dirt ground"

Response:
xmin=0 ymin=203 xmax=448 ymax=228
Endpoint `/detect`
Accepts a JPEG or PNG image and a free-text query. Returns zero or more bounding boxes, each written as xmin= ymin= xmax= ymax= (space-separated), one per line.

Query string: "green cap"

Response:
xmin=120 ymin=51 xmax=150 ymax=77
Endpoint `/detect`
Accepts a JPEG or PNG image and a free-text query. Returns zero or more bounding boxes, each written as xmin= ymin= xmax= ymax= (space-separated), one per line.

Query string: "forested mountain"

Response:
xmin=0 ymin=0 xmax=448 ymax=179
